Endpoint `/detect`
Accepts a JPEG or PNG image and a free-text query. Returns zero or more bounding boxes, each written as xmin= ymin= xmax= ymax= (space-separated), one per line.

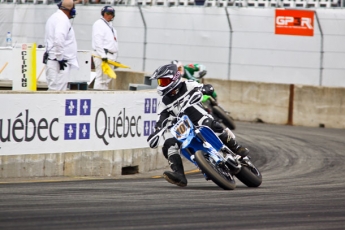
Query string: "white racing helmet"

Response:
xmin=150 ymin=64 xmax=182 ymax=96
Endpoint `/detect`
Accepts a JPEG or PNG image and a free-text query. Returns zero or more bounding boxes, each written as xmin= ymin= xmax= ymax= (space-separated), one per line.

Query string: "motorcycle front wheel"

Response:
xmin=235 ymin=158 xmax=262 ymax=187
xmin=195 ymin=151 xmax=236 ymax=190
xmin=212 ymin=106 xmax=236 ymax=130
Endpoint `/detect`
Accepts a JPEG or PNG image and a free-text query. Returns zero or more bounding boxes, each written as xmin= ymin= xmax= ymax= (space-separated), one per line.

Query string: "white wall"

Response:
xmin=0 ymin=5 xmax=344 ymax=87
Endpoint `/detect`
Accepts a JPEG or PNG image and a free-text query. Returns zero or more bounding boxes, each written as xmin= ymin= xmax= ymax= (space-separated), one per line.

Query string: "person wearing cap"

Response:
xmin=92 ymin=5 xmax=119 ymax=90
xmin=44 ymin=0 xmax=78 ymax=91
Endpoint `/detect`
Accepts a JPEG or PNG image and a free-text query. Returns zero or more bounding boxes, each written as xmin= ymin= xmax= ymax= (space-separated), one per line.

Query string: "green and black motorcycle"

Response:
xmin=201 ymin=95 xmax=236 ymax=130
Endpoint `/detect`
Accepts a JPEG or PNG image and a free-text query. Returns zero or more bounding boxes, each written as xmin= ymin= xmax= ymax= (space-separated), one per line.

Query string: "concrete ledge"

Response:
xmin=206 ymin=79 xmax=345 ymax=129
xmin=109 ymin=70 xmax=150 ymax=91
xmin=0 ymin=69 xmax=150 ymax=92
xmin=206 ymin=79 xmax=290 ymax=124
xmin=293 ymin=85 xmax=345 ymax=128
xmin=0 ymin=148 xmax=167 ymax=179
xmin=0 ymin=80 xmax=48 ymax=91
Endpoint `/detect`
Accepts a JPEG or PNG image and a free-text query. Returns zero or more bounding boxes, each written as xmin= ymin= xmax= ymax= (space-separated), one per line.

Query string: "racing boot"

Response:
xmin=218 ymin=130 xmax=249 ymax=158
xmin=163 ymin=154 xmax=187 ymax=187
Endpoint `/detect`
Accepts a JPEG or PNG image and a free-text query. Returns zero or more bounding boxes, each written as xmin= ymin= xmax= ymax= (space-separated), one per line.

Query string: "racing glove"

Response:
xmin=147 ymin=128 xmax=161 ymax=149
xmin=199 ymin=70 xmax=207 ymax=78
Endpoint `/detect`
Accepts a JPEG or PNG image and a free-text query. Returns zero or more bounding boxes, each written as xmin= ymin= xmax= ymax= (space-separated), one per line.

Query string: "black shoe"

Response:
xmin=163 ymin=171 xmax=187 ymax=187
xmin=234 ymin=146 xmax=249 ymax=158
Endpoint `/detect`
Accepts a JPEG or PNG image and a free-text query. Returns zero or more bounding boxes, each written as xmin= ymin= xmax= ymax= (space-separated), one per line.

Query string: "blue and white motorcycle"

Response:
xmin=151 ymin=92 xmax=262 ymax=190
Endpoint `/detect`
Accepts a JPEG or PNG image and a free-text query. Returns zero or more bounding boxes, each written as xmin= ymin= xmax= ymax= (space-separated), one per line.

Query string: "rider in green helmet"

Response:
xmin=171 ymin=60 xmax=218 ymax=100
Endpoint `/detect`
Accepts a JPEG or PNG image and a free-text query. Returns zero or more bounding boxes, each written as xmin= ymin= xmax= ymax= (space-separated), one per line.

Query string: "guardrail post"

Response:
xmin=225 ymin=7 xmax=233 ymax=81
xmin=314 ymin=10 xmax=324 ymax=86
xmin=138 ymin=5 xmax=147 ymax=72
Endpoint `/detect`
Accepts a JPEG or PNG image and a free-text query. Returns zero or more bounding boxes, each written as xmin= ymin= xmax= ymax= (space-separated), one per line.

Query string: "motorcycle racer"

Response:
xmin=171 ymin=60 xmax=217 ymax=100
xmin=147 ymin=63 xmax=249 ymax=187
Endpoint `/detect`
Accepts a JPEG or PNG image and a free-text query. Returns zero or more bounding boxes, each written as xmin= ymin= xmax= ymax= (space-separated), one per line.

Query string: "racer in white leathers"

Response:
xmin=147 ymin=64 xmax=249 ymax=187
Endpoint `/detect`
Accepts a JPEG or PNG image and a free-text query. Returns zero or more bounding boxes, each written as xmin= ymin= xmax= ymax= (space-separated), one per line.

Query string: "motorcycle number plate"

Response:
xmin=171 ymin=116 xmax=192 ymax=141
xmin=174 ymin=123 xmax=188 ymax=139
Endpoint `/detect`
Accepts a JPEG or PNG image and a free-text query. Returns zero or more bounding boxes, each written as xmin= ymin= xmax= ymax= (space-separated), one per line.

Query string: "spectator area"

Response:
xmin=0 ymin=0 xmax=342 ymax=8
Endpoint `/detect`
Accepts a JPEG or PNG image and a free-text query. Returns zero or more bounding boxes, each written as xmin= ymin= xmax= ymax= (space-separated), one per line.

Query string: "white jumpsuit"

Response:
xmin=92 ymin=17 xmax=119 ymax=90
xmin=44 ymin=9 xmax=78 ymax=91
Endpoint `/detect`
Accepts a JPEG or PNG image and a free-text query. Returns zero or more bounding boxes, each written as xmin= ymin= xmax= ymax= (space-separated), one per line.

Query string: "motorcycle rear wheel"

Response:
xmin=212 ymin=106 xmax=236 ymax=130
xmin=195 ymin=151 xmax=236 ymax=190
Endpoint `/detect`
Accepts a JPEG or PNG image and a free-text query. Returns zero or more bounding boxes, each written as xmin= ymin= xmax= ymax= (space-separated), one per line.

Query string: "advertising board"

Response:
xmin=0 ymin=92 xmax=158 ymax=155
xmin=275 ymin=9 xmax=315 ymax=36
xmin=12 ymin=43 xmax=37 ymax=91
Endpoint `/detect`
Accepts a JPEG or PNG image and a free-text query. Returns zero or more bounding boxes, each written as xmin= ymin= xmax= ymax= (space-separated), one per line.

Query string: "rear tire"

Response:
xmin=195 ymin=151 xmax=236 ymax=190
xmin=212 ymin=106 xmax=236 ymax=130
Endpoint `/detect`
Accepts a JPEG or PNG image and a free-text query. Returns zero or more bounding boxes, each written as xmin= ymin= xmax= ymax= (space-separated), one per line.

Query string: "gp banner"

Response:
xmin=0 ymin=92 xmax=158 ymax=156
xmin=275 ymin=9 xmax=314 ymax=36
xmin=12 ymin=43 xmax=37 ymax=91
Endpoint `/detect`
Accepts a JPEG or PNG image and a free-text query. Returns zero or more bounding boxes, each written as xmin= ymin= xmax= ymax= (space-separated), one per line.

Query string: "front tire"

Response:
xmin=195 ymin=151 xmax=236 ymax=190
xmin=212 ymin=106 xmax=236 ymax=130
xmin=235 ymin=159 xmax=262 ymax=187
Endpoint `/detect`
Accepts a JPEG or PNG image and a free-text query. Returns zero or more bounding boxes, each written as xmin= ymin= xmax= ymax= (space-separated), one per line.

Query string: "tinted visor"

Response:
xmin=105 ymin=12 xmax=114 ymax=16
xmin=157 ymin=78 xmax=172 ymax=87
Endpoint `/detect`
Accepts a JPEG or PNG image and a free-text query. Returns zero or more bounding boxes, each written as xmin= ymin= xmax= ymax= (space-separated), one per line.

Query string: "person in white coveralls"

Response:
xmin=92 ymin=6 xmax=119 ymax=90
xmin=44 ymin=0 xmax=79 ymax=91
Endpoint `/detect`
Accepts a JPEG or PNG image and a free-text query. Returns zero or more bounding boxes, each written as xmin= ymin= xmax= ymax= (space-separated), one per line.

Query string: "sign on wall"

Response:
xmin=0 ymin=92 xmax=158 ymax=156
xmin=12 ymin=43 xmax=37 ymax=91
xmin=275 ymin=9 xmax=314 ymax=36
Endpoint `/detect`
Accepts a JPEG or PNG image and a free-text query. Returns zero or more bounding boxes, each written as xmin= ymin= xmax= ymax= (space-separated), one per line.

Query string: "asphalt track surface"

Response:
xmin=0 ymin=121 xmax=345 ymax=230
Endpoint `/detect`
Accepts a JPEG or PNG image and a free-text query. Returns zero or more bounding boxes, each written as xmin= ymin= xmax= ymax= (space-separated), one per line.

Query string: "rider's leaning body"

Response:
xmin=147 ymin=63 xmax=249 ymax=187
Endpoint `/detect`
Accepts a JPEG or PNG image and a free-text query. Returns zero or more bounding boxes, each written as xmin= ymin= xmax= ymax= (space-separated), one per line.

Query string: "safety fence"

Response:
xmin=0 ymin=5 xmax=345 ymax=88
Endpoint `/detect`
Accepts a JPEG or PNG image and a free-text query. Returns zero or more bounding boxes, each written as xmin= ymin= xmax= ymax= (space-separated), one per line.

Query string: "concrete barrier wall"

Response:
xmin=107 ymin=70 xmax=150 ymax=90
xmin=0 ymin=148 xmax=166 ymax=178
xmin=293 ymin=85 xmax=345 ymax=128
xmin=206 ymin=79 xmax=345 ymax=129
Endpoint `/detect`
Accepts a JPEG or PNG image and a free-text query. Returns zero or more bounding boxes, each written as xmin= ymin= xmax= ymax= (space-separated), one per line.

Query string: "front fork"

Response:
xmin=221 ymin=146 xmax=242 ymax=174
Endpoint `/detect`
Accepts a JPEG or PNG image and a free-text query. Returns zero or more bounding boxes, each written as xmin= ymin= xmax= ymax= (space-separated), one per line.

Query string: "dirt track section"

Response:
xmin=0 ymin=122 xmax=344 ymax=230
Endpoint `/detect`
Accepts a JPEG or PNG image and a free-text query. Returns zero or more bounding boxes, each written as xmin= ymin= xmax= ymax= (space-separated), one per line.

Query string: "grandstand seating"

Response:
xmin=0 ymin=0 xmax=342 ymax=7
xmin=295 ymin=0 xmax=308 ymax=7
xmin=319 ymin=0 xmax=339 ymax=7
xmin=153 ymin=0 xmax=179 ymax=6
xmin=306 ymin=0 xmax=320 ymax=7
xmin=178 ymin=0 xmax=196 ymax=5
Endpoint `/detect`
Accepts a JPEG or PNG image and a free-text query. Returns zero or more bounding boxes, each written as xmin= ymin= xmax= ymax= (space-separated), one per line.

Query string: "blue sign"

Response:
xmin=144 ymin=98 xmax=151 ymax=114
xmin=143 ymin=120 xmax=150 ymax=136
xmin=64 ymin=123 xmax=77 ymax=140
xmin=65 ymin=99 xmax=78 ymax=116
xmin=152 ymin=98 xmax=157 ymax=113
xmin=79 ymin=123 xmax=90 ymax=139
xmin=80 ymin=99 xmax=91 ymax=115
